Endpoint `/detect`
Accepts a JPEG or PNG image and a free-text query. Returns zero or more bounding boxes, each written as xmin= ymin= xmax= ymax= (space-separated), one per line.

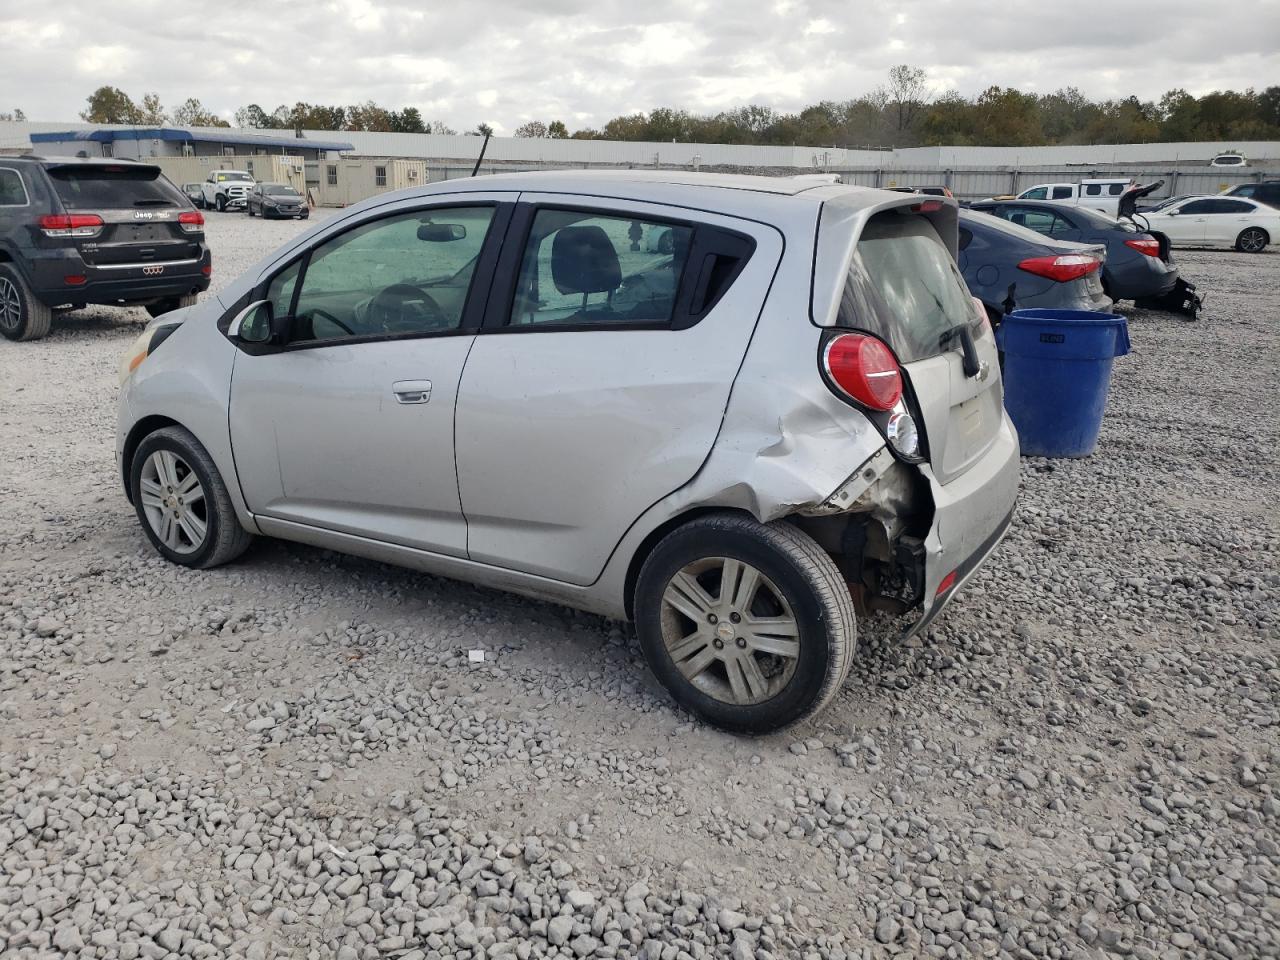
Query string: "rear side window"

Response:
xmin=509 ymin=210 xmax=693 ymax=327
xmin=1051 ymin=186 xmax=1073 ymax=200
xmin=48 ymin=166 xmax=185 ymax=209
xmin=1083 ymin=184 xmax=1101 ymax=196
xmin=1108 ymin=184 xmax=1126 ymax=195
xmin=1215 ymin=199 xmax=1254 ymax=214
xmin=841 ymin=213 xmax=976 ymax=362
xmin=0 ymin=168 xmax=28 ymax=205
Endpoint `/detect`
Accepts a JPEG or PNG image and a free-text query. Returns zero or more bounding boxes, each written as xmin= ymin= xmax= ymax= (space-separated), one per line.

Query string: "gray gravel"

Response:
xmin=1 ymin=210 xmax=1277 ymax=960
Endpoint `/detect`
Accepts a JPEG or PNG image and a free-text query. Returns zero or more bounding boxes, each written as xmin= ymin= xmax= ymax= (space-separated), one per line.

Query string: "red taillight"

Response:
xmin=64 ymin=275 xmax=87 ymax=286
xmin=910 ymin=199 xmax=944 ymax=213
xmin=178 ymin=210 xmax=205 ymax=233
xmin=1124 ymin=237 xmax=1161 ymax=258
xmin=38 ymin=214 xmax=104 ymax=238
xmin=822 ymin=333 xmax=903 ymax=411
xmin=936 ymin=570 xmax=957 ymax=596
xmin=1017 ymin=254 xmax=1101 ymax=283
xmin=201 ymin=263 xmax=212 ymax=277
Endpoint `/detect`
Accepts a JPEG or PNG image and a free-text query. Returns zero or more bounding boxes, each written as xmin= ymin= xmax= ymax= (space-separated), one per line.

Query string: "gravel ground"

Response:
xmin=1 ymin=209 xmax=1277 ymax=960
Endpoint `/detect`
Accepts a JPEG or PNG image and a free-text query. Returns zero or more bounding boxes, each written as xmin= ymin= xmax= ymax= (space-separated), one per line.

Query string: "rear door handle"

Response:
xmin=392 ymin=380 xmax=432 ymax=404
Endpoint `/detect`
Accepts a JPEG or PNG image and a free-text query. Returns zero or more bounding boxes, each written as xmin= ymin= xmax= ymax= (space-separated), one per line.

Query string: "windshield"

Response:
xmin=49 ymin=166 xmax=185 ymax=209
xmin=264 ymin=185 xmax=299 ymax=196
xmin=840 ymin=213 xmax=976 ymax=362
xmin=216 ymin=172 xmax=252 ymax=182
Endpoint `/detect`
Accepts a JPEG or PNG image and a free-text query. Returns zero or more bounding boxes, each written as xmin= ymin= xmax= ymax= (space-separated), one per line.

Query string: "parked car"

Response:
xmin=246 ymin=182 xmax=309 ymax=220
xmin=1136 ymin=195 xmax=1278 ymax=252
xmin=200 ymin=170 xmax=255 ymax=212
xmin=1008 ymin=178 xmax=1134 ymax=216
xmin=0 ymin=156 xmax=211 ymax=341
xmin=1221 ymin=180 xmax=1280 ymax=210
xmin=181 ymin=183 xmax=204 ymax=206
xmin=957 ymin=209 xmax=1111 ymax=324
xmin=967 ymin=199 xmax=1179 ymax=302
xmin=116 ymin=172 xmax=1019 ymax=734
xmin=1209 ymin=153 xmax=1247 ymax=168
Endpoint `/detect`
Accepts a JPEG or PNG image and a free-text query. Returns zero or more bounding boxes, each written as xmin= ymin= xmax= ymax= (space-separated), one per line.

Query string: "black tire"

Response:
xmin=215 ymin=194 xmax=226 ymax=212
xmin=0 ymin=263 xmax=53 ymax=342
xmin=144 ymin=294 xmax=199 ymax=319
xmin=247 ymin=203 xmax=255 ymax=217
xmin=1235 ymin=227 xmax=1268 ymax=253
xmin=130 ymin=426 xmax=253 ymax=569
xmin=634 ymin=513 xmax=856 ymax=734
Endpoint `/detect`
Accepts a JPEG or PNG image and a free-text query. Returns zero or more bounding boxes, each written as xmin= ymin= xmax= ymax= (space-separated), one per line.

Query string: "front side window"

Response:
xmin=1021 ymin=187 xmax=1047 ymax=200
xmin=287 ymin=206 xmax=495 ymax=343
xmin=1180 ymin=200 xmax=1215 ymax=215
xmin=0 ymin=169 xmax=28 ymax=206
xmin=508 ymin=209 xmax=692 ymax=327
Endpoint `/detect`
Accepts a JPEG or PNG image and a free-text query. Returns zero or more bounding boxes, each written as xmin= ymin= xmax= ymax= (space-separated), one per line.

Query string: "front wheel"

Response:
xmin=1236 ymin=228 xmax=1268 ymax=253
xmin=634 ymin=513 xmax=856 ymax=734
xmin=215 ymin=194 xmax=226 ymax=212
xmin=130 ymin=426 xmax=253 ymax=568
xmin=144 ymin=293 xmax=198 ymax=319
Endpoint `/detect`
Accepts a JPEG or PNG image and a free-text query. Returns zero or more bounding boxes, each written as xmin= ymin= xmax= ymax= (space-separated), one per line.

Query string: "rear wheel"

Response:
xmin=0 ymin=264 xmax=53 ymax=341
xmin=634 ymin=513 xmax=856 ymax=734
xmin=144 ymin=293 xmax=199 ymax=319
xmin=1236 ymin=228 xmax=1268 ymax=253
xmin=130 ymin=426 xmax=252 ymax=568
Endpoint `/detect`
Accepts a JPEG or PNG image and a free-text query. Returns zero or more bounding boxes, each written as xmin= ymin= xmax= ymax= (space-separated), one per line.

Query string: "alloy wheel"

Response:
xmin=659 ymin=557 xmax=800 ymax=705
xmin=139 ymin=450 xmax=208 ymax=554
xmin=1240 ymin=229 xmax=1267 ymax=253
xmin=0 ymin=276 xmax=21 ymax=334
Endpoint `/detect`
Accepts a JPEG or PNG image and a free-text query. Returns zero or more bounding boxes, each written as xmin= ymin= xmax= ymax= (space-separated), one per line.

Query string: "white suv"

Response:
xmin=115 ymin=172 xmax=1019 ymax=733
xmin=200 ymin=170 xmax=255 ymax=212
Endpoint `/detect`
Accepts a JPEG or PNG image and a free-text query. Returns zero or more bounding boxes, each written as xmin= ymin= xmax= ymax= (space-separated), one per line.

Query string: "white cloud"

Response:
xmin=0 ymin=0 xmax=1274 ymax=131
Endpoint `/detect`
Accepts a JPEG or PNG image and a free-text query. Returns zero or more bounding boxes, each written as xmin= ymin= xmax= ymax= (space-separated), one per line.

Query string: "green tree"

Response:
xmin=429 ymin=120 xmax=456 ymax=135
xmin=470 ymin=122 xmax=494 ymax=137
xmin=547 ymin=120 xmax=569 ymax=138
xmin=138 ymin=93 xmax=167 ymax=125
xmin=345 ymin=101 xmax=394 ymax=132
xmin=514 ymin=120 xmax=548 ymax=138
xmin=172 ymin=98 xmax=226 ymax=127
xmin=80 ymin=86 xmax=140 ymax=124
xmin=390 ymin=107 xmax=426 ymax=133
xmin=235 ymin=104 xmax=273 ymax=128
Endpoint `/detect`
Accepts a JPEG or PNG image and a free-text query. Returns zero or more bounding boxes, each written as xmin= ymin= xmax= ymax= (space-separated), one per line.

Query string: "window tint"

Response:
xmin=1083 ymin=184 xmax=1101 ymax=196
xmin=1108 ymin=184 xmax=1125 ymax=195
xmin=1051 ymin=186 xmax=1073 ymax=200
xmin=1003 ymin=208 xmax=1066 ymax=235
xmin=1021 ymin=187 xmax=1047 ymax=200
xmin=509 ymin=209 xmax=692 ymax=327
xmin=1180 ymin=200 xmax=1216 ymax=215
xmin=49 ymin=167 xmax=184 ymax=209
xmin=288 ymin=206 xmax=495 ymax=343
xmin=264 ymin=184 xmax=299 ymax=196
xmin=842 ymin=213 xmax=976 ymax=363
xmin=1216 ymin=199 xmax=1254 ymax=213
xmin=0 ymin=168 xmax=27 ymax=205
xmin=1231 ymin=184 xmax=1256 ymax=197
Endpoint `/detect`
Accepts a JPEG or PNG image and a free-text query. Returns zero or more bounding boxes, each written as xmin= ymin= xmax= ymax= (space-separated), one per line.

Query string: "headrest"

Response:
xmin=552 ymin=225 xmax=622 ymax=296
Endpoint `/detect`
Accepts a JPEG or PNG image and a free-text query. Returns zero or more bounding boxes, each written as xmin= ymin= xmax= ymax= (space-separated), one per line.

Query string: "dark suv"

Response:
xmin=1223 ymin=180 xmax=1280 ymax=210
xmin=0 ymin=157 xmax=211 ymax=341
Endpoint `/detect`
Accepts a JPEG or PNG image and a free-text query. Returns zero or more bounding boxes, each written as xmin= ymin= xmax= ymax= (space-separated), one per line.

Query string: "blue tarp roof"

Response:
xmin=30 ymin=128 xmax=353 ymax=152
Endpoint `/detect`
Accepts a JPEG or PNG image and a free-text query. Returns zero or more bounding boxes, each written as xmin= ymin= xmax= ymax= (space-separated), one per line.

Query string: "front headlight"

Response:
xmin=118 ymin=323 xmax=179 ymax=386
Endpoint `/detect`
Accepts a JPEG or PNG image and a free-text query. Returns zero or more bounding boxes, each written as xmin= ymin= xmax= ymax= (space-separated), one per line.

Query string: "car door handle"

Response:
xmin=392 ymin=380 xmax=432 ymax=404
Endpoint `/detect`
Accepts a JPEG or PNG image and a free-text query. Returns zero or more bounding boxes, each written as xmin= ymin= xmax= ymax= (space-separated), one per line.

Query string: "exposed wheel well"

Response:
xmin=1240 ymin=226 xmax=1269 ymax=241
xmin=121 ymin=415 xmax=181 ymax=502
xmin=622 ymin=506 xmax=752 ymax=620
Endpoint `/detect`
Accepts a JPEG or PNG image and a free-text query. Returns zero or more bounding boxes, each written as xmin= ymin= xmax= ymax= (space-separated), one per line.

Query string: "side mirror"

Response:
xmin=417 ymin=223 xmax=466 ymax=242
xmin=231 ymin=300 xmax=279 ymax=344
xmin=1166 ymin=210 xmax=1178 ymax=216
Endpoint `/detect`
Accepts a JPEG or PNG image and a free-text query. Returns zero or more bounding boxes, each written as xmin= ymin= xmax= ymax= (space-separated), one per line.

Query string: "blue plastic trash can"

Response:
xmin=996 ymin=309 xmax=1131 ymax=458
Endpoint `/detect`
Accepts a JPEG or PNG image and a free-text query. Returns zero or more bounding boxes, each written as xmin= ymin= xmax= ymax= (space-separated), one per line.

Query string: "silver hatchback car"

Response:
xmin=117 ymin=172 xmax=1019 ymax=734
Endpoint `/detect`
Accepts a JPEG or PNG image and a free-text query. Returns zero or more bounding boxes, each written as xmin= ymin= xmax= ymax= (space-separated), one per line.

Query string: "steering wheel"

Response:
xmin=306 ymin=308 xmax=355 ymax=338
xmin=368 ymin=283 xmax=449 ymax=332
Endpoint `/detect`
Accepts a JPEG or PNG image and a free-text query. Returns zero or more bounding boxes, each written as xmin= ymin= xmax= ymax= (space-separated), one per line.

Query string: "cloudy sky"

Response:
xmin=2 ymin=0 xmax=1277 ymax=132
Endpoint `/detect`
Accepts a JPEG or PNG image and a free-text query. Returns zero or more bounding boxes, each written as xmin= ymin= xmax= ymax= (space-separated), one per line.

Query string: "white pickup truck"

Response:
xmin=199 ymin=170 xmax=256 ymax=212
xmin=1007 ymin=178 xmax=1135 ymax=216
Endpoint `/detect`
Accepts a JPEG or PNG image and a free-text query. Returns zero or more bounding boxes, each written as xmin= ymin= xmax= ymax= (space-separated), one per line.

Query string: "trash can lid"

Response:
xmin=1004 ymin=308 xmax=1126 ymax=326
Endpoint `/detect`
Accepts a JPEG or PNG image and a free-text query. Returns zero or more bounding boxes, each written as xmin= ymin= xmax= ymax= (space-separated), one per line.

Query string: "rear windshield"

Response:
xmin=49 ymin=167 xmax=185 ymax=210
xmin=841 ymin=213 xmax=976 ymax=362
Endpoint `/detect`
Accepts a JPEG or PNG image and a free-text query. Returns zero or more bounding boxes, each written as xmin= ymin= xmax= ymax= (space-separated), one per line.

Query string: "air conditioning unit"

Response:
xmin=407 ymin=169 xmax=419 ymax=181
